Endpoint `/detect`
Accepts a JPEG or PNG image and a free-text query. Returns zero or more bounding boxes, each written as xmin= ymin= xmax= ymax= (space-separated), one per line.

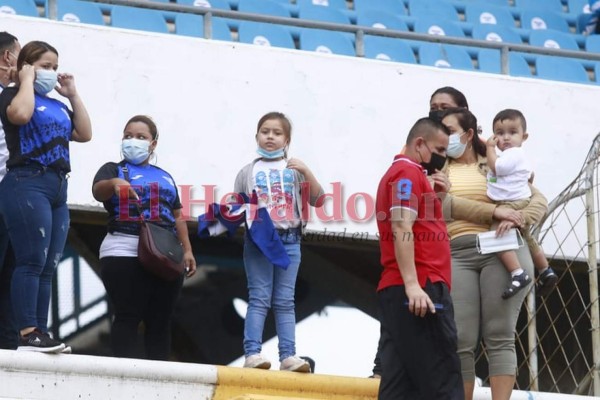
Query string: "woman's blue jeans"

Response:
xmin=243 ymin=232 xmax=301 ymax=361
xmin=0 ymin=165 xmax=69 ymax=332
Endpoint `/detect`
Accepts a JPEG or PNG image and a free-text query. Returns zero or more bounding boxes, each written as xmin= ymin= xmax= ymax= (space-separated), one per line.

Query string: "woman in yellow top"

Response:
xmin=441 ymin=106 xmax=547 ymax=400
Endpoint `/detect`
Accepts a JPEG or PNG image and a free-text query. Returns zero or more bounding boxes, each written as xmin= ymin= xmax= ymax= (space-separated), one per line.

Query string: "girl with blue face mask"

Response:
xmin=0 ymin=41 xmax=92 ymax=353
xmin=234 ymin=112 xmax=325 ymax=373
xmin=92 ymin=115 xmax=196 ymax=361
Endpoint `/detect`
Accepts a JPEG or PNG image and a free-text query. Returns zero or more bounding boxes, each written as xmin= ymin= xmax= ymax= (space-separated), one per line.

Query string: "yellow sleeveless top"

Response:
xmin=447 ymin=161 xmax=493 ymax=239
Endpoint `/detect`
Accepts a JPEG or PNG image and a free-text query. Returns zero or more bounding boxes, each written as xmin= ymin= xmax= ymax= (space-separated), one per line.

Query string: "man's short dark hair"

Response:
xmin=406 ymin=117 xmax=450 ymax=145
xmin=0 ymin=32 xmax=18 ymax=53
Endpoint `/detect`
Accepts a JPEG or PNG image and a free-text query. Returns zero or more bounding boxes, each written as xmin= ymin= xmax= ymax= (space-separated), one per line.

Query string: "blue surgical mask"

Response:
xmin=257 ymin=147 xmax=285 ymax=159
xmin=122 ymin=138 xmax=151 ymax=165
xmin=34 ymin=69 xmax=58 ymax=95
xmin=447 ymin=132 xmax=467 ymax=159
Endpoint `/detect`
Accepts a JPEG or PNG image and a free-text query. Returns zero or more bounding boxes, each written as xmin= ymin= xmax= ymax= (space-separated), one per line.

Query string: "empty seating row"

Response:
xmin=1 ymin=0 xmax=597 ymax=85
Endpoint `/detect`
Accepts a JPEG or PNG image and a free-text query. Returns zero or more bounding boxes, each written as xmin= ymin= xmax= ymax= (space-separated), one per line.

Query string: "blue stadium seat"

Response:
xmin=408 ymin=0 xmax=460 ymax=21
xmin=568 ymin=0 xmax=591 ymax=14
xmin=576 ymin=12 xmax=593 ymax=33
xmin=176 ymin=0 xmax=230 ymax=10
xmin=298 ymin=4 xmax=350 ymax=24
xmin=57 ymin=0 xmax=104 ymax=25
xmin=536 ymin=56 xmax=590 ymax=83
xmin=111 ymin=5 xmax=169 ymax=34
xmin=175 ymin=13 xmax=231 ymax=40
xmin=478 ymin=48 xmax=532 ymax=76
xmin=520 ymin=9 xmax=570 ymax=32
xmin=464 ymin=3 xmax=515 ymax=26
xmin=529 ymin=29 xmax=580 ymax=50
xmin=456 ymin=0 xmax=510 ymax=6
xmin=353 ymin=0 xmax=406 ymax=15
xmin=586 ymin=34 xmax=600 ymax=52
xmin=409 ymin=0 xmax=459 ymax=21
xmin=296 ymin=0 xmax=347 ymax=11
xmin=0 ymin=0 xmax=39 ymax=17
xmin=472 ymin=23 xmax=522 ymax=43
xmin=364 ymin=35 xmax=416 ymax=63
xmin=238 ymin=21 xmax=295 ymax=49
xmin=595 ymin=62 xmax=600 ymax=83
xmin=418 ymin=43 xmax=473 ymax=70
xmin=356 ymin=9 xmax=409 ymax=31
xmin=300 ymin=29 xmax=355 ymax=56
xmin=413 ymin=17 xmax=465 ymax=37
xmin=237 ymin=0 xmax=290 ymax=18
xmin=514 ymin=0 xmax=564 ymax=13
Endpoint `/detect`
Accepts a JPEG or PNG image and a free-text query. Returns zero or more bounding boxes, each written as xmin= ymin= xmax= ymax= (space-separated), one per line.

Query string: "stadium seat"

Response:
xmin=595 ymin=62 xmax=600 ymax=83
xmin=298 ymin=4 xmax=350 ymax=24
xmin=514 ymin=0 xmax=564 ymax=13
xmin=478 ymin=48 xmax=532 ymax=76
xmin=296 ymin=0 xmax=347 ymax=11
xmin=457 ymin=0 xmax=510 ymax=6
xmin=418 ymin=43 xmax=473 ymax=70
xmin=536 ymin=56 xmax=589 ymax=83
xmin=586 ymin=35 xmax=600 ymax=52
xmin=520 ymin=9 xmax=570 ymax=32
xmin=464 ymin=3 xmax=515 ymax=26
xmin=353 ymin=0 xmax=406 ymax=15
xmin=413 ymin=17 xmax=465 ymax=38
xmin=472 ymin=23 xmax=522 ymax=43
xmin=363 ymin=35 xmax=416 ymax=63
xmin=300 ymin=29 xmax=354 ymax=56
xmin=576 ymin=12 xmax=593 ymax=33
xmin=238 ymin=21 xmax=295 ymax=49
xmin=176 ymin=0 xmax=230 ymax=10
xmin=0 ymin=0 xmax=39 ymax=17
xmin=529 ymin=29 xmax=580 ymax=50
xmin=111 ymin=5 xmax=169 ymax=34
xmin=409 ymin=0 xmax=459 ymax=21
xmin=175 ymin=13 xmax=231 ymax=40
xmin=57 ymin=0 xmax=104 ymax=25
xmin=356 ymin=9 xmax=409 ymax=31
xmin=237 ymin=0 xmax=290 ymax=18
xmin=568 ymin=0 xmax=591 ymax=14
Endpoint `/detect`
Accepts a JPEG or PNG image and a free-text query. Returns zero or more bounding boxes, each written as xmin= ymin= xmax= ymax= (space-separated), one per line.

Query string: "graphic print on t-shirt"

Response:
xmin=253 ymin=162 xmax=296 ymax=223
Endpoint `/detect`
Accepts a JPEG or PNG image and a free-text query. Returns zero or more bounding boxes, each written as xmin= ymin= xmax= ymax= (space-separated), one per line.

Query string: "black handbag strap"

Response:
xmin=120 ymin=164 xmax=145 ymax=222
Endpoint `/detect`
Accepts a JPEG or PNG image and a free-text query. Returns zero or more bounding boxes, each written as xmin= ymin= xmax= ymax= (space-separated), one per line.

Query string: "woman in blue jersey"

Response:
xmin=0 ymin=41 xmax=92 ymax=353
xmin=92 ymin=115 xmax=196 ymax=360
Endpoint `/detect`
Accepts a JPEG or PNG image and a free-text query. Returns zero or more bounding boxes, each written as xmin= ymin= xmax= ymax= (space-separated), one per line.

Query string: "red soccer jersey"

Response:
xmin=376 ymin=155 xmax=452 ymax=291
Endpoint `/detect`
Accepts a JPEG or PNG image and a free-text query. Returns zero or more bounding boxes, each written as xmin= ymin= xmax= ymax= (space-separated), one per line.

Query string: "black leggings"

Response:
xmin=101 ymin=256 xmax=183 ymax=360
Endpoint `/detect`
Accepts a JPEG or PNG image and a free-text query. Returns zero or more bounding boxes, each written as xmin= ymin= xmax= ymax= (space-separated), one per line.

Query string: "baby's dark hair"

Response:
xmin=493 ymin=109 xmax=527 ymax=132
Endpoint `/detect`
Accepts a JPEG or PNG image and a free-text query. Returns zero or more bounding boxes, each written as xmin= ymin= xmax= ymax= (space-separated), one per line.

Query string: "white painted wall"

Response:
xmin=2 ymin=14 xmax=600 ymax=254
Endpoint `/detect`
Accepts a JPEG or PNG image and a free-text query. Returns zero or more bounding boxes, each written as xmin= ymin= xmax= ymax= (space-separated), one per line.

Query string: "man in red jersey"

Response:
xmin=375 ymin=117 xmax=463 ymax=400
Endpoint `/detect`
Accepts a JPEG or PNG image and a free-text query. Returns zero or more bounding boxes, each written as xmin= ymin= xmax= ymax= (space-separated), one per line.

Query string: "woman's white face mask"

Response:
xmin=446 ymin=131 xmax=467 ymax=159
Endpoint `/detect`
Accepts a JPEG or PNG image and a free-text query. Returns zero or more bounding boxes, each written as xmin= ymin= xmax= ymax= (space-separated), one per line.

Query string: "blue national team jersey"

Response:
xmin=93 ymin=162 xmax=182 ymax=235
xmin=0 ymin=88 xmax=73 ymax=173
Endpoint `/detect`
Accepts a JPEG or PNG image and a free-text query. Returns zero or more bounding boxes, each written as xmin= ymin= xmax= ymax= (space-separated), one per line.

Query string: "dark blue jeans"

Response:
xmin=0 ymin=165 xmax=69 ymax=333
xmin=0 ymin=214 xmax=17 ymax=349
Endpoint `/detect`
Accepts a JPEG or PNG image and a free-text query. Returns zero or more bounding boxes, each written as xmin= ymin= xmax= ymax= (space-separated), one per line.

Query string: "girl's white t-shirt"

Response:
xmin=252 ymin=159 xmax=300 ymax=230
xmin=487 ymin=147 xmax=532 ymax=201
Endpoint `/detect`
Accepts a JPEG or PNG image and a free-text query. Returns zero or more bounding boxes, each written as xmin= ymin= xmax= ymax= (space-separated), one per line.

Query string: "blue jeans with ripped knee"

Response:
xmin=0 ymin=165 xmax=69 ymax=332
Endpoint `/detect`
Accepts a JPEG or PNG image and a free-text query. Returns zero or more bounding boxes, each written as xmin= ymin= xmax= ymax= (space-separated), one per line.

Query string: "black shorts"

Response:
xmin=377 ymin=281 xmax=464 ymax=400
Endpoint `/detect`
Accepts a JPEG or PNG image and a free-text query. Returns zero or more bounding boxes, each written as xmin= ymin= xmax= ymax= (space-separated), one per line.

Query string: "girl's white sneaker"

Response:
xmin=243 ymin=354 xmax=271 ymax=369
xmin=280 ymin=356 xmax=310 ymax=373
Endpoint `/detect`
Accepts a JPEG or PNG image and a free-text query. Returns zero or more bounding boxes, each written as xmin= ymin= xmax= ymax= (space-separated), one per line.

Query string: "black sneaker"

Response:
xmin=17 ymin=329 xmax=65 ymax=353
xmin=502 ymin=272 xmax=532 ymax=299
xmin=537 ymin=267 xmax=558 ymax=297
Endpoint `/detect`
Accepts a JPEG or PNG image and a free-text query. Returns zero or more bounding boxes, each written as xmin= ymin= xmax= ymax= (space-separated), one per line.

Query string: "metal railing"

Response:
xmin=44 ymin=0 xmax=600 ymax=76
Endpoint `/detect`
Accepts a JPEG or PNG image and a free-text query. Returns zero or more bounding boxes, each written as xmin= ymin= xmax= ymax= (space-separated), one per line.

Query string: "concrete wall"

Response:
xmin=2 ymin=14 xmax=599 ymax=256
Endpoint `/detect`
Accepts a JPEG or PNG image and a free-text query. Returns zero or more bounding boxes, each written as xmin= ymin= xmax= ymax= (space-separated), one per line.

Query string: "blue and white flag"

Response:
xmin=198 ymin=192 xmax=291 ymax=270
